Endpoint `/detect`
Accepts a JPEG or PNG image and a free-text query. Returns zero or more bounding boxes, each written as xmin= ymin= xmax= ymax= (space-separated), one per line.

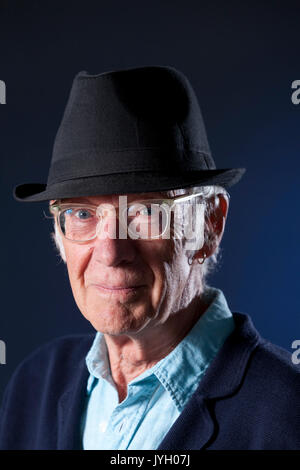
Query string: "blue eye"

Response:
xmin=76 ymin=209 xmax=92 ymax=220
xmin=141 ymin=206 xmax=153 ymax=216
xmin=128 ymin=204 xmax=155 ymax=217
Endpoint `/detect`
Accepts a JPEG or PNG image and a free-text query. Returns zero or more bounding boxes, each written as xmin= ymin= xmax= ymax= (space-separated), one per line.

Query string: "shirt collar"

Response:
xmin=85 ymin=287 xmax=235 ymax=411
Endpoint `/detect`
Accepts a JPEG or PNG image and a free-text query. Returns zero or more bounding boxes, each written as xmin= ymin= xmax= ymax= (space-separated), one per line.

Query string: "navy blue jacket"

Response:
xmin=0 ymin=313 xmax=300 ymax=450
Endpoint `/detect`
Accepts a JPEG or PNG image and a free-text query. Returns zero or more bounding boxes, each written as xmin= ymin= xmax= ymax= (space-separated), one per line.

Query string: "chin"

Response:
xmin=86 ymin=302 xmax=152 ymax=336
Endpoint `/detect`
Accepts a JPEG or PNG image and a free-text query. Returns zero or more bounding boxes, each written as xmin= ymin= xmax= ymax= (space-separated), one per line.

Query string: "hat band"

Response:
xmin=47 ymin=147 xmax=215 ymax=185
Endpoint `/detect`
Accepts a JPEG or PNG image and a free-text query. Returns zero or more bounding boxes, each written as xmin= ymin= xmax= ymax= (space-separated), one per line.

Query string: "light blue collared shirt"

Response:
xmin=81 ymin=287 xmax=235 ymax=450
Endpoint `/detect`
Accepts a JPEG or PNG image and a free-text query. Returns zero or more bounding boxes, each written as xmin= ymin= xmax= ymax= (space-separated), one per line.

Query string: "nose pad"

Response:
xmin=95 ymin=203 xmax=115 ymax=240
xmin=95 ymin=215 xmax=117 ymax=240
xmin=95 ymin=204 xmax=128 ymax=240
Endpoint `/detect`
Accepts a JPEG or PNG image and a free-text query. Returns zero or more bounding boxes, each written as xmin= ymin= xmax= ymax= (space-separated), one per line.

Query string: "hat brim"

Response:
xmin=13 ymin=168 xmax=245 ymax=202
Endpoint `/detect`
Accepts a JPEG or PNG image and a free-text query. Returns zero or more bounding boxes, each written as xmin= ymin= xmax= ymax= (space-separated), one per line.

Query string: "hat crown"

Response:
xmin=48 ymin=66 xmax=215 ymax=185
xmin=14 ymin=65 xmax=245 ymax=202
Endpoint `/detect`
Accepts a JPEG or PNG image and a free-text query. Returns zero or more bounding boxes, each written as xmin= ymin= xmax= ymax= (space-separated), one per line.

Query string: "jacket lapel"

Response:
xmin=157 ymin=394 xmax=215 ymax=450
xmin=158 ymin=313 xmax=261 ymax=450
xmin=57 ymin=357 xmax=90 ymax=450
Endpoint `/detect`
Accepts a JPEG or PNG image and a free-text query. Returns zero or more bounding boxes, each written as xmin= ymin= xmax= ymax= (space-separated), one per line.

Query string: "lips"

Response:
xmin=87 ymin=282 xmax=147 ymax=297
xmin=92 ymin=284 xmax=143 ymax=291
xmin=88 ymin=280 xmax=145 ymax=288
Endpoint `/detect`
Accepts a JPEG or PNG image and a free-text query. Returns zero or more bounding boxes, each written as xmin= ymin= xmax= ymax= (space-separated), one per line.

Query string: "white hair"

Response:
xmin=164 ymin=185 xmax=229 ymax=284
xmin=50 ymin=184 xmax=229 ymax=286
xmin=195 ymin=185 xmax=229 ymax=282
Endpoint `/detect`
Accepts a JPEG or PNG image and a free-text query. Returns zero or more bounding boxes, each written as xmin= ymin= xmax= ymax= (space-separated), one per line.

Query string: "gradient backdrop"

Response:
xmin=0 ymin=0 xmax=300 ymax=402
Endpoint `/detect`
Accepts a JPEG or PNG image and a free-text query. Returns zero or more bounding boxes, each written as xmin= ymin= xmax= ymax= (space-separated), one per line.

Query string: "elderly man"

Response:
xmin=0 ymin=66 xmax=299 ymax=450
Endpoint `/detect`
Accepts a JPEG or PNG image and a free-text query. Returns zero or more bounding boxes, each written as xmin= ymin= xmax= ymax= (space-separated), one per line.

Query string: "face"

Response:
xmin=58 ymin=192 xmax=203 ymax=337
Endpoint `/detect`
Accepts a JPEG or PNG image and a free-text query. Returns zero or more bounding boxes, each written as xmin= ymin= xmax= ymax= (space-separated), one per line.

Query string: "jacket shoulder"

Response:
xmin=247 ymin=337 xmax=300 ymax=396
xmin=231 ymin=312 xmax=300 ymax=385
xmin=211 ymin=325 xmax=300 ymax=449
xmin=8 ymin=333 xmax=95 ymax=388
xmin=0 ymin=334 xmax=95 ymax=449
xmin=17 ymin=333 xmax=95 ymax=367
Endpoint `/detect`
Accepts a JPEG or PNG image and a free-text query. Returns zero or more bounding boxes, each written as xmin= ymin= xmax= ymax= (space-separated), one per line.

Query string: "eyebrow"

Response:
xmin=59 ymin=197 xmax=96 ymax=204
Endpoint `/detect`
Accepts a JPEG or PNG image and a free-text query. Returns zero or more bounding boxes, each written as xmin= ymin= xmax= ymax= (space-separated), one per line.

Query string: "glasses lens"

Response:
xmin=59 ymin=207 xmax=98 ymax=241
xmin=126 ymin=202 xmax=169 ymax=239
xmin=57 ymin=201 xmax=171 ymax=242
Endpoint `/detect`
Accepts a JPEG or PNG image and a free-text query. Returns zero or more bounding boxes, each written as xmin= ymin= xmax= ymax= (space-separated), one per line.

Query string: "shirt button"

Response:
xmin=99 ymin=421 xmax=107 ymax=433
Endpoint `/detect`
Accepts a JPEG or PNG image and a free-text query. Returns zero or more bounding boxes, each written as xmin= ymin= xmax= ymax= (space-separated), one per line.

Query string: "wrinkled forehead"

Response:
xmin=50 ymin=188 xmax=188 ymax=205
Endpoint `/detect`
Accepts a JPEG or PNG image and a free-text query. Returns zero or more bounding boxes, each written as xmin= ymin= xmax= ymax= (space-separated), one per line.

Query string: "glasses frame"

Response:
xmin=49 ymin=192 xmax=208 ymax=243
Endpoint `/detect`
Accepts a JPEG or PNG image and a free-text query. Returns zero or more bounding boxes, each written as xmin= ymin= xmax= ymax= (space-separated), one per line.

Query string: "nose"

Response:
xmin=92 ymin=214 xmax=137 ymax=267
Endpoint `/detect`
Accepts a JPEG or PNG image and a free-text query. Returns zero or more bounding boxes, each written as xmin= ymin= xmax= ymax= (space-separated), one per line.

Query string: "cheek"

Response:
xmin=64 ymin=242 xmax=93 ymax=301
xmin=145 ymin=239 xmax=188 ymax=305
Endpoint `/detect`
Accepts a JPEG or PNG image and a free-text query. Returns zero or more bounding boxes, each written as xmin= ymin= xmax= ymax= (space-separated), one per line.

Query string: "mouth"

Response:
xmin=94 ymin=284 xmax=143 ymax=291
xmin=89 ymin=283 xmax=146 ymax=297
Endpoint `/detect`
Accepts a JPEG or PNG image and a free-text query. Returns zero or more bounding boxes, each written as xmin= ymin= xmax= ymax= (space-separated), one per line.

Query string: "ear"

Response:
xmin=194 ymin=193 xmax=229 ymax=261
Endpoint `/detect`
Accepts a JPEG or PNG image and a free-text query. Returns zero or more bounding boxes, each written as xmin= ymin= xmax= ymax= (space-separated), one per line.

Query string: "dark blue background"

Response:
xmin=1 ymin=0 xmax=300 ymax=402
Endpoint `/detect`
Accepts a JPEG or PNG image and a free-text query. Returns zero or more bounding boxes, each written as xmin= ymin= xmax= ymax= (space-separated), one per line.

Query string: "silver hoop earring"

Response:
xmin=197 ymin=253 xmax=207 ymax=265
xmin=188 ymin=257 xmax=193 ymax=265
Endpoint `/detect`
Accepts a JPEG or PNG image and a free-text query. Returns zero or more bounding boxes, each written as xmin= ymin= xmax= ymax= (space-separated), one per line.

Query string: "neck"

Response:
xmin=104 ymin=295 xmax=208 ymax=402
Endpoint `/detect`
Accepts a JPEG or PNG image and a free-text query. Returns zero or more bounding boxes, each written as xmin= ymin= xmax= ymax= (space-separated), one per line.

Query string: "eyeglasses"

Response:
xmin=49 ymin=192 xmax=206 ymax=243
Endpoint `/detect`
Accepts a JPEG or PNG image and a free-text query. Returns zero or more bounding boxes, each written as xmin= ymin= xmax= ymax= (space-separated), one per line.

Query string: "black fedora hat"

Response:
xmin=14 ymin=66 xmax=245 ymax=202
